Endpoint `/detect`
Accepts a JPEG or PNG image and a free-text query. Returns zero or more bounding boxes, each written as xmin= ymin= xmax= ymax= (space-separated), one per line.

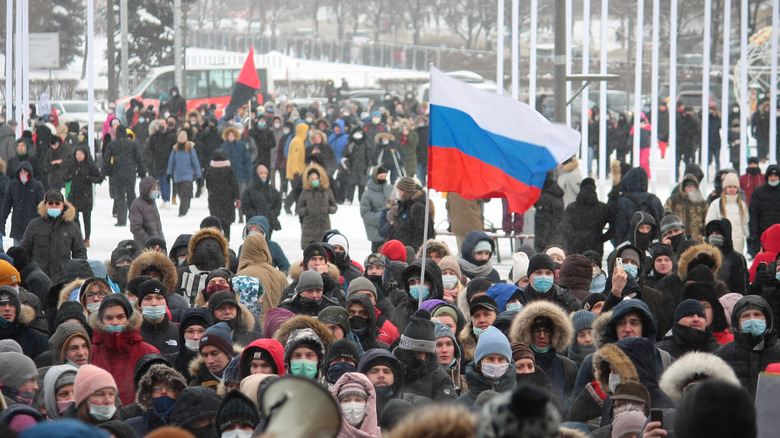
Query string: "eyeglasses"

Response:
xmin=46 ymin=201 xmax=63 ymax=206
xmin=184 ymin=328 xmax=206 ymax=337
xmin=532 ymin=328 xmax=551 ymax=335
xmin=85 ymin=291 xmax=108 ymax=300
xmin=151 ymin=385 xmax=177 ymax=395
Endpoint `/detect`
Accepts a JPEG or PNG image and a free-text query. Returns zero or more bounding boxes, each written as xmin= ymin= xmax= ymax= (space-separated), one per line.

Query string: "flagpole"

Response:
xmin=419 ymin=64 xmax=435 ymax=308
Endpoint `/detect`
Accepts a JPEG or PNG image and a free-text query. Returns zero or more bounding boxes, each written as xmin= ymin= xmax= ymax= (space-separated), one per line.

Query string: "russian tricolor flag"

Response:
xmin=428 ymin=66 xmax=581 ymax=213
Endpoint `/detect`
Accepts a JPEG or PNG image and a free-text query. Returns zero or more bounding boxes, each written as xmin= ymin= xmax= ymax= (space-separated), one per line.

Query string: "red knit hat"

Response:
xmin=74 ymin=364 xmax=118 ymax=406
xmin=381 ymin=240 xmax=407 ymax=263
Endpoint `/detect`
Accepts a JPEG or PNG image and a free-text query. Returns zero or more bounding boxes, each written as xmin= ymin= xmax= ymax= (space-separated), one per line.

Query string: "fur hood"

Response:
xmin=509 ymin=300 xmax=574 ymax=353
xmin=658 ymin=352 xmax=739 ymax=402
xmin=591 ymin=310 xmax=613 ymax=348
xmin=57 ymin=278 xmax=86 ymax=310
xmin=374 ymin=132 xmax=395 ymax=143
xmin=89 ymin=306 xmax=143 ymax=334
xmin=148 ymin=119 xmax=165 ymax=136
xmin=677 ymin=243 xmax=722 ymax=280
xmin=288 ymin=259 xmax=340 ymax=282
xmin=592 ymin=343 xmax=640 ymax=395
xmin=172 ymin=140 xmax=194 ymax=153
xmin=301 ymin=163 xmax=330 ymax=190
xmin=221 ymin=126 xmax=241 ymax=141
xmin=272 ymin=315 xmax=335 ymax=352
xmin=384 ymin=404 xmax=475 ymax=438
xmin=36 ymin=199 xmax=77 ymax=222
xmin=563 ymin=157 xmax=580 ymax=172
xmin=128 ymin=249 xmax=179 ymax=293
xmin=185 ymin=109 xmax=202 ymax=125
xmin=14 ymin=303 xmax=36 ymax=326
xmin=186 ymin=228 xmax=229 ymax=268
xmin=416 ymin=239 xmax=452 ymax=259
xmin=612 ymin=160 xmax=623 ymax=185
xmin=136 ymin=364 xmax=187 ymax=412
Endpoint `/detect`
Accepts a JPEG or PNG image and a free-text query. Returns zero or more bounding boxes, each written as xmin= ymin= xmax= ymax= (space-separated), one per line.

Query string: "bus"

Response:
xmin=116 ymin=65 xmax=274 ymax=120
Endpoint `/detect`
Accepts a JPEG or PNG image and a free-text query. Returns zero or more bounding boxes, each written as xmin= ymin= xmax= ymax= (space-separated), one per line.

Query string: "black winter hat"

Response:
xmin=674 ymin=379 xmax=755 ymax=438
xmin=117 ymin=239 xmax=142 ymax=258
xmin=580 ymin=177 xmax=596 ymax=190
xmin=205 ymin=268 xmax=233 ymax=288
xmin=303 ymin=242 xmax=328 ymax=267
xmin=317 ymin=306 xmax=350 ymax=334
xmin=143 ymin=237 xmax=167 ymax=252
xmin=55 ymin=300 xmax=89 ymax=329
xmin=398 ymin=309 xmax=436 ymax=353
xmin=132 ymin=352 xmax=172 ymax=391
xmin=675 ymin=299 xmax=706 ymax=322
xmin=136 ymin=278 xmax=168 ymax=304
xmin=766 ymin=164 xmax=780 ymax=179
xmin=98 ymin=420 xmax=138 ymax=438
xmin=582 ymin=293 xmax=606 ymax=312
xmin=466 ymin=277 xmax=493 ymax=302
xmin=527 ymin=254 xmax=556 ymax=275
xmin=200 ymin=215 xmax=223 ymax=231
xmin=208 ymin=290 xmax=240 ymax=314
xmin=378 ymin=399 xmax=414 ymax=431
xmin=126 ymin=275 xmax=153 ymax=296
xmin=5 ymin=246 xmax=29 ymax=272
xmin=470 ymin=295 xmax=499 ymax=315
xmin=651 ymin=243 xmax=674 ymax=262
xmin=0 ymin=286 xmax=21 ymax=320
xmin=98 ymin=293 xmax=133 ymax=321
xmin=323 ymin=338 xmax=361 ymax=368
xmin=685 ymin=264 xmax=715 ymax=284
xmin=215 ymin=390 xmax=261 ymax=435
xmin=110 ymin=248 xmax=133 ymax=266
xmin=477 ymin=383 xmax=561 ymax=438
xmin=582 ymin=250 xmax=602 ymax=267
xmin=170 ymin=386 xmax=223 ymax=427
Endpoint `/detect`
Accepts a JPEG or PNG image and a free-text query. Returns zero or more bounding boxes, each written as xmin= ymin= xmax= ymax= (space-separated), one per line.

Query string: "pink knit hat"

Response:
xmin=73 ymin=364 xmax=117 ymax=406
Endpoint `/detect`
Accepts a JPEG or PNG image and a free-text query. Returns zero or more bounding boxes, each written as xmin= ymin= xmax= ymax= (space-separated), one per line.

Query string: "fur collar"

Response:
xmin=272 ymin=315 xmax=335 ymax=352
xmin=592 ymin=343 xmax=639 ymax=395
xmin=591 ymin=310 xmax=613 ymax=348
xmin=189 ymin=344 xmax=244 ymax=384
xmin=57 ymin=278 xmax=87 ymax=310
xmin=658 ymin=351 xmax=739 ymax=402
xmin=36 ymin=199 xmax=77 ymax=222
xmin=677 ymin=243 xmax=722 ymax=280
xmin=509 ymin=300 xmax=574 ymax=353
xmin=186 ymin=228 xmax=229 ymax=267
xmin=89 ymin=307 xmax=143 ymax=333
xmin=289 ymin=260 xmax=340 ymax=282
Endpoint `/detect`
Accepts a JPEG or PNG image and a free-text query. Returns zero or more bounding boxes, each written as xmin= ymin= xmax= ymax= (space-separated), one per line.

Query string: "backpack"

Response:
xmin=624 ymin=192 xmax=659 ymax=224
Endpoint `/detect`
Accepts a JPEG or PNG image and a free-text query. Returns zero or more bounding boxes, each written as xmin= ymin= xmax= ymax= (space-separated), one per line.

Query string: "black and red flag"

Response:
xmin=223 ymin=46 xmax=261 ymax=122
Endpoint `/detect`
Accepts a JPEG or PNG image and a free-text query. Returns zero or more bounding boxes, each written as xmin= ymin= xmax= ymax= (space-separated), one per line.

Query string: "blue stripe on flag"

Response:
xmin=429 ymin=104 xmax=559 ymax=190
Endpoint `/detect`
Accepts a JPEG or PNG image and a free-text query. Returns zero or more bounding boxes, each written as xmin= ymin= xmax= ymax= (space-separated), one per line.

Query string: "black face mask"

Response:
xmin=113 ymin=265 xmax=130 ymax=290
xmin=747 ymin=167 xmax=761 ymax=175
xmin=634 ymin=231 xmax=652 ymax=250
xmin=366 ymin=274 xmax=382 ymax=284
xmin=669 ymin=233 xmax=685 ymax=253
xmin=350 ymin=316 xmax=370 ymax=330
xmin=299 ymin=296 xmax=321 ymax=309
xmin=377 ymin=179 xmax=386 ymax=185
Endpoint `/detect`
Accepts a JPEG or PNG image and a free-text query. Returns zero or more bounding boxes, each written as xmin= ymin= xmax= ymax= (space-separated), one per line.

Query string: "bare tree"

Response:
xmin=442 ymin=0 xmax=495 ymax=49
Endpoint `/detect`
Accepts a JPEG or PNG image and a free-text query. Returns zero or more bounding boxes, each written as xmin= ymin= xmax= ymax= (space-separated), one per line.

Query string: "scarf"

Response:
xmin=457 ymin=256 xmax=493 ymax=278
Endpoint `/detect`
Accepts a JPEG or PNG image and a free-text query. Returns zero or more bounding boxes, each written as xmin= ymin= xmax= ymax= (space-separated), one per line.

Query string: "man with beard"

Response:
xmin=107 ymin=248 xmax=133 ymax=292
xmin=664 ymin=174 xmax=708 ymax=242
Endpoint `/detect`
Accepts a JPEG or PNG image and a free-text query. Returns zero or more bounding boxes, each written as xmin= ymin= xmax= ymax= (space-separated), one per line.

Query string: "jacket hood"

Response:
xmin=168 ymin=233 xmax=192 ymax=261
xmin=272 ymin=315 xmax=335 ymax=353
xmin=243 ymin=215 xmax=271 ymax=240
xmin=237 ymin=233 xmax=273 ymax=270
xmin=417 ymin=239 xmax=452 ymax=260
xmin=402 ymin=258 xmax=444 ymax=302
xmin=602 ymin=299 xmax=657 ymax=344
xmin=678 ymin=173 xmax=700 ymax=194
xmin=676 ymin=243 xmax=722 ymax=280
xmin=659 ymin=352 xmax=739 ymax=402
xmin=14 ymin=160 xmax=33 ymax=176
xmin=136 ymin=364 xmax=187 ymax=412
xmin=301 ymin=162 xmax=330 ymax=190
xmin=221 ymin=126 xmax=241 ymax=141
xmin=57 ymin=278 xmax=86 ymax=310
xmin=239 ymin=338 xmax=286 ymax=378
xmin=509 ymin=300 xmax=574 ymax=353
xmin=705 ymin=218 xmax=735 ymax=253
xmin=138 ymin=176 xmax=158 ymax=200
xmin=239 ymin=373 xmax=278 ymax=406
xmin=762 ymin=224 xmax=780 ymax=253
xmin=591 ymin=309 xmax=613 ymax=348
xmin=459 ymin=231 xmax=495 ymax=263
xmin=37 ymin=199 xmax=77 ymax=223
xmin=186 ymin=228 xmax=229 ymax=269
xmin=610 ymin=243 xmax=649 ymax=280
xmin=332 ymin=119 xmax=346 ymax=131
xmin=43 ymin=364 xmax=78 ymax=420
xmin=622 ymin=167 xmax=649 ymax=193
xmin=485 ymin=283 xmax=522 ymax=314
xmin=128 ymin=249 xmax=179 ymax=293
xmin=346 ymin=293 xmax=381 ymax=341
xmin=295 ymin=122 xmax=309 ymax=139
xmin=731 ymin=295 xmax=775 ymax=335
xmin=558 ymin=254 xmax=593 ymax=296
xmin=48 ymin=321 xmax=91 ymax=365
xmin=89 ymin=305 xmax=143 ymax=334
xmin=593 ymin=342 xmax=640 ymax=395
xmin=331 ymin=372 xmax=380 ymax=436
xmin=357 ymin=348 xmax=405 ymax=395
xmin=628 ymin=211 xmax=659 ymax=243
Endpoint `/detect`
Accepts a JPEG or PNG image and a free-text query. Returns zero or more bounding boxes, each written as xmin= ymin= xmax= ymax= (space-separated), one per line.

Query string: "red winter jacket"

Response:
xmin=90 ymin=311 xmax=160 ymax=406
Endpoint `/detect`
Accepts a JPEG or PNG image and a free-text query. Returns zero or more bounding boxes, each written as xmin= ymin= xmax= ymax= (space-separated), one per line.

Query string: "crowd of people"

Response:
xmin=0 ymin=83 xmax=777 ymax=438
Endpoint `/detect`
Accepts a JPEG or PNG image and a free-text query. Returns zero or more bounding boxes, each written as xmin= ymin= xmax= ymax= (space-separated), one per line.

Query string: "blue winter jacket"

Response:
xmin=166 ymin=143 xmax=202 ymax=183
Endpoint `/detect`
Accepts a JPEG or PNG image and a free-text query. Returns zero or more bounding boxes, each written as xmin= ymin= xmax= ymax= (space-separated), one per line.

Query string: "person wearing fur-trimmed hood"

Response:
xmin=125 ymin=363 xmax=187 ymax=436
xmin=510 ymin=300 xmax=577 ymax=410
xmin=296 ymin=162 xmax=337 ymax=249
xmin=658 ymin=351 xmax=739 ymax=403
xmin=129 ymin=248 xmax=189 ymax=323
xmin=20 ymin=190 xmax=87 ymax=280
xmin=174 ymin=227 xmax=230 ymax=306
xmin=89 ymin=294 xmax=160 ymax=406
xmin=333 ymin=371 xmax=383 ymax=438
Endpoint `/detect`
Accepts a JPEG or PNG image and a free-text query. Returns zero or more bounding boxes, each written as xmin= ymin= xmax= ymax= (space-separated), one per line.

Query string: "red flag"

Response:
xmin=224 ymin=46 xmax=261 ymax=121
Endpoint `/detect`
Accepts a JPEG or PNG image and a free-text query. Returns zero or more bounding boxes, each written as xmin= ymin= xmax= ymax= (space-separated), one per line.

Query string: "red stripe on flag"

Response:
xmin=237 ymin=46 xmax=261 ymax=89
xmin=428 ymin=146 xmax=541 ymax=214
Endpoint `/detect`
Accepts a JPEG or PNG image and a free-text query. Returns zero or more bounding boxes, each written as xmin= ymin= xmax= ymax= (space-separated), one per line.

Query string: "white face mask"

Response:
xmin=86 ymin=302 xmax=101 ymax=314
xmin=481 ymin=362 xmax=510 ymax=380
xmin=185 ymin=338 xmax=200 ymax=352
xmin=89 ymin=403 xmax=116 ymax=421
xmin=341 ymin=401 xmax=367 ymax=426
xmin=221 ymin=429 xmax=253 ymax=438
xmin=592 ymin=267 xmax=601 ymax=279
xmin=442 ymin=274 xmax=458 ymax=290
xmin=609 ymin=372 xmax=622 ymax=393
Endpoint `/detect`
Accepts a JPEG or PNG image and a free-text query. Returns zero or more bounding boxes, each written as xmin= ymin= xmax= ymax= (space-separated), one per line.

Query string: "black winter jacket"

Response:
xmin=564 ymin=184 xmax=613 ymax=255
xmin=1 ymin=161 xmax=45 ymax=239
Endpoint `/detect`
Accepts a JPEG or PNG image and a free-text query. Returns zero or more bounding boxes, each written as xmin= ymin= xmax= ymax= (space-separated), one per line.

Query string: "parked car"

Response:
xmin=44 ymin=100 xmax=108 ymax=131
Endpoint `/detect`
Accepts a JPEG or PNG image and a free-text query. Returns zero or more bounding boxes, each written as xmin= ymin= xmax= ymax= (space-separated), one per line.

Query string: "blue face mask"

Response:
xmin=768 ymin=180 xmax=780 ymax=187
xmin=152 ymin=395 xmax=176 ymax=416
xmin=530 ymin=343 xmax=551 ymax=353
xmin=106 ymin=325 xmax=125 ymax=332
xmin=741 ymin=318 xmax=767 ymax=337
xmin=150 ymin=190 xmax=160 ymax=199
xmin=505 ymin=302 xmax=523 ymax=312
xmin=47 ymin=208 xmax=62 ymax=218
xmin=0 ymin=316 xmax=11 ymax=328
xmin=532 ymin=275 xmax=554 ymax=293
xmin=312 ymin=180 xmax=320 ymax=188
xmin=290 ymin=359 xmax=318 ymax=379
xmin=327 ymin=362 xmax=356 ymax=383
xmin=590 ymin=273 xmax=606 ymax=293
xmin=258 ymin=121 xmax=266 ymax=128
xmin=775 ymin=272 xmax=780 ymax=282
xmin=623 ymin=264 xmax=638 ymax=279
xmin=142 ymin=305 xmax=167 ymax=321
xmin=472 ymin=326 xmax=487 ymax=337
xmin=409 ymin=285 xmax=430 ymax=301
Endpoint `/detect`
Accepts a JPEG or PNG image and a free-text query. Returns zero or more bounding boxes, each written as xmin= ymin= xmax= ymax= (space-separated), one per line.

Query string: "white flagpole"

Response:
xmin=497 ymin=0 xmax=505 ymax=96
xmin=739 ymin=0 xmax=748 ymax=171
xmin=632 ymin=0 xmax=644 ymax=169
xmin=650 ymin=0 xmax=659 ymax=186
xmin=769 ymin=0 xmax=779 ymax=163
xmin=512 ymin=0 xmax=519 ymax=100
xmin=529 ymin=0 xmax=537 ymax=101
xmin=598 ymin=0 xmax=607 ymax=184
xmin=720 ymin=0 xmax=731 ymax=168
xmin=5 ymin=0 xmax=12 ymax=131
xmin=669 ymin=0 xmax=678 ymax=184
xmin=701 ymin=0 xmax=712 ymax=184
xmin=581 ymin=0 xmax=590 ymax=182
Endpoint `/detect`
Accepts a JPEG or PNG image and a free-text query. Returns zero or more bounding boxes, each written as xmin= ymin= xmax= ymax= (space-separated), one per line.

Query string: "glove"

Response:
xmin=753 ymin=270 xmax=772 ymax=291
